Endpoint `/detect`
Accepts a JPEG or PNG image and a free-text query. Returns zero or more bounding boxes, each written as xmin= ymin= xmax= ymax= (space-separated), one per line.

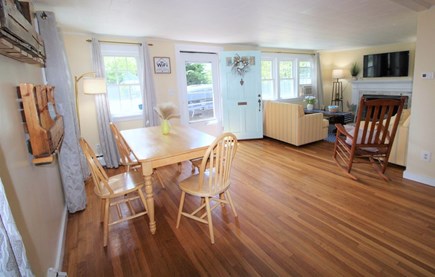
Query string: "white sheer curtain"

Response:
xmin=313 ymin=52 xmax=324 ymax=109
xmin=90 ymin=38 xmax=119 ymax=168
xmin=0 ymin=178 xmax=33 ymax=276
xmin=37 ymin=11 xmax=87 ymax=212
xmin=139 ymin=42 xmax=158 ymax=127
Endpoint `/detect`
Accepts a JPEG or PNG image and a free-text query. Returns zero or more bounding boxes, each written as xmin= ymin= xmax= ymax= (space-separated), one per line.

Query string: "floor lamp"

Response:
xmin=331 ymin=69 xmax=344 ymax=111
xmin=74 ymin=72 xmax=107 ymax=130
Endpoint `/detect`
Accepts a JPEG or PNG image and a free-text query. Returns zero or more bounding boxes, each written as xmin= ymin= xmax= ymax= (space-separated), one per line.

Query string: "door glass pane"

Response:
xmin=185 ymin=62 xmax=215 ymax=122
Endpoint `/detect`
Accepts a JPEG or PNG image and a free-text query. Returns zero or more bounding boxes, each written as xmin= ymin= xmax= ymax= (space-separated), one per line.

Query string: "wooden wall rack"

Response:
xmin=0 ymin=0 xmax=46 ymax=65
xmin=18 ymin=83 xmax=64 ymax=164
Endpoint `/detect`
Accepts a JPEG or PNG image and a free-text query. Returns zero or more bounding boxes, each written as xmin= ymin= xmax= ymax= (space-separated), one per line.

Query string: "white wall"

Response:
xmin=404 ymin=8 xmax=435 ymax=185
xmin=0 ymin=55 xmax=66 ymax=276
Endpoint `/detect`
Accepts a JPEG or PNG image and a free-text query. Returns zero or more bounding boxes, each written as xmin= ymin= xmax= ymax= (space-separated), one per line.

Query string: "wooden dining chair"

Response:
xmin=79 ymin=138 xmax=148 ymax=247
xmin=333 ymin=96 xmax=406 ymax=181
xmin=109 ymin=122 xmax=165 ymax=189
xmin=176 ymin=132 xmax=238 ymax=244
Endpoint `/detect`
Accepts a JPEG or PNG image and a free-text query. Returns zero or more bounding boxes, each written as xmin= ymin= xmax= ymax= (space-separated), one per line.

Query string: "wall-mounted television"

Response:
xmin=363 ymin=51 xmax=409 ymax=78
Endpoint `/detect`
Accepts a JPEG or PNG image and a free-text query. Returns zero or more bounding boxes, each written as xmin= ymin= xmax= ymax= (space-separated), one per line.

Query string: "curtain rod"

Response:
xmin=86 ymin=39 xmax=142 ymax=46
xmin=261 ymin=50 xmax=315 ymax=55
xmin=180 ymin=50 xmax=217 ymax=55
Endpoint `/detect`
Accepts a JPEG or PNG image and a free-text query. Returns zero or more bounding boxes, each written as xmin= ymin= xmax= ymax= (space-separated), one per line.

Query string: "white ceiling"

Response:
xmin=32 ymin=0 xmax=435 ymax=51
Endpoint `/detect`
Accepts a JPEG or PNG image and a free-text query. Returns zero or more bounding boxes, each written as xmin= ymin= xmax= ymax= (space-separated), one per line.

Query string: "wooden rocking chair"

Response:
xmin=333 ymin=96 xmax=406 ymax=181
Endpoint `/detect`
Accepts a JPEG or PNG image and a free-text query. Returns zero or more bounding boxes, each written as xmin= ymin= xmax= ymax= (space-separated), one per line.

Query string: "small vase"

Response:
xmin=307 ymin=103 xmax=314 ymax=111
xmin=161 ymin=119 xmax=170 ymax=135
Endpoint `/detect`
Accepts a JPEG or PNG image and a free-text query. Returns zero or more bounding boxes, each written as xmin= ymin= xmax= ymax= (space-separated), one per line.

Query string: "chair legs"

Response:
xmin=103 ymin=198 xmax=110 ymax=247
xmin=205 ymin=197 xmax=214 ymax=244
xmin=154 ymin=170 xmax=166 ymax=189
xmin=100 ymin=190 xmax=148 ymax=248
xmin=176 ymin=191 xmax=186 ymax=228
xmin=225 ymin=191 xmax=238 ymax=217
xmin=176 ymin=191 xmax=237 ymax=244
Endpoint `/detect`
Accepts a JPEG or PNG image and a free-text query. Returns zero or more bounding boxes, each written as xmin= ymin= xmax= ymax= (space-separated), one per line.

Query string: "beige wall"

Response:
xmin=66 ymin=24 xmax=434 ymax=187
xmin=63 ymin=35 xmax=240 ymax=146
xmin=0 ymin=55 xmax=66 ymax=275
xmin=404 ymin=8 xmax=435 ymax=185
xmin=64 ymin=34 xmax=315 ymax=148
xmin=319 ymin=42 xmax=416 ymax=110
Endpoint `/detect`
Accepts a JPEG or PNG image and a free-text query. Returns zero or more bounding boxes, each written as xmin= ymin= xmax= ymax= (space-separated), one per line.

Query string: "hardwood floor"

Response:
xmin=62 ymin=139 xmax=435 ymax=276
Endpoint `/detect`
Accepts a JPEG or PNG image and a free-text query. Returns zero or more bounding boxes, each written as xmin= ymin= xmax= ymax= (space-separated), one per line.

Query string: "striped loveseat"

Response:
xmin=263 ymin=100 xmax=329 ymax=146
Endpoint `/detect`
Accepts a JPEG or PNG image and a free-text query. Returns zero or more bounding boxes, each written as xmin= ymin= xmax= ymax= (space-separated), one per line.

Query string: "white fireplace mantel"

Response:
xmin=351 ymin=78 xmax=413 ymax=106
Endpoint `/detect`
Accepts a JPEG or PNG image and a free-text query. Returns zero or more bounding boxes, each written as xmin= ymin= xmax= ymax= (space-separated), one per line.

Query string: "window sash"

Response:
xmin=101 ymin=43 xmax=143 ymax=120
xmin=261 ymin=54 xmax=314 ymax=101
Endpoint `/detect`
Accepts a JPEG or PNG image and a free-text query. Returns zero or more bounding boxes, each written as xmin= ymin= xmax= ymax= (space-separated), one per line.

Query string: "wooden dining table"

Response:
xmin=120 ymin=125 xmax=216 ymax=234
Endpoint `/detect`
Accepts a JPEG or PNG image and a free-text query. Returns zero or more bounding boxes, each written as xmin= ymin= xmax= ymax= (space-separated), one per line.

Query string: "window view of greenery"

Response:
xmin=261 ymin=60 xmax=274 ymax=100
xmin=185 ymin=62 xmax=215 ymax=122
xmin=279 ymin=61 xmax=294 ymax=99
xmin=299 ymin=61 xmax=312 ymax=85
xmin=103 ymin=56 xmax=142 ymax=118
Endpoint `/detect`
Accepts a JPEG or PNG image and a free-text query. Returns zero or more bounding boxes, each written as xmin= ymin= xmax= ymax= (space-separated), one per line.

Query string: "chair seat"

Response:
xmin=97 ymin=171 xmax=144 ymax=198
xmin=179 ymin=171 xmax=228 ymax=197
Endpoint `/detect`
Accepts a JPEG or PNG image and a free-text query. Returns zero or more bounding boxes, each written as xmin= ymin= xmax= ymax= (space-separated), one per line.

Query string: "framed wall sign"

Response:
xmin=153 ymin=57 xmax=171 ymax=74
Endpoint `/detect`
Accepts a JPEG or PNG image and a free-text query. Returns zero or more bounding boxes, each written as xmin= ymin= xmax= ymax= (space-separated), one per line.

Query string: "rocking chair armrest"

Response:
xmin=335 ymin=123 xmax=354 ymax=140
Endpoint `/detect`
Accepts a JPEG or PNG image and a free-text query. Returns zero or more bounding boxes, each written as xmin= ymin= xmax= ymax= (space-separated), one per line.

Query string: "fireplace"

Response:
xmin=351 ymin=79 xmax=413 ymax=108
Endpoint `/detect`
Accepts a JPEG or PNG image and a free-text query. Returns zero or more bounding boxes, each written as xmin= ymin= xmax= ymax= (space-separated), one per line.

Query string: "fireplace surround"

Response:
xmin=351 ymin=79 xmax=413 ymax=108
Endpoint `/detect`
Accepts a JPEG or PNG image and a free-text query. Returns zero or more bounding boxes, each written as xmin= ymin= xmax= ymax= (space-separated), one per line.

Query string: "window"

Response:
xmin=185 ymin=61 xmax=215 ymax=122
xmin=261 ymin=54 xmax=314 ymax=100
xmin=101 ymin=43 xmax=143 ymax=119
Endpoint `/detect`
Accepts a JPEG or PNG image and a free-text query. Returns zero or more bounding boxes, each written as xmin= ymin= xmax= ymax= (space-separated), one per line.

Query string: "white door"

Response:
xmin=177 ymin=52 xmax=222 ymax=135
xmin=220 ymin=51 xmax=263 ymax=139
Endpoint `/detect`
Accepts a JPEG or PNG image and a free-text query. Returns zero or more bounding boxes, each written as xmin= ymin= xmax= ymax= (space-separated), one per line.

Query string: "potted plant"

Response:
xmin=304 ymin=96 xmax=316 ymax=111
xmin=350 ymin=62 xmax=360 ymax=79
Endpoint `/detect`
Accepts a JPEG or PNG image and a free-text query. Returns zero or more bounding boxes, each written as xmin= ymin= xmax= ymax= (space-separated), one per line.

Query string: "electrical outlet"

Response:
xmin=421 ymin=151 xmax=432 ymax=162
xmin=421 ymin=72 xmax=434 ymax=79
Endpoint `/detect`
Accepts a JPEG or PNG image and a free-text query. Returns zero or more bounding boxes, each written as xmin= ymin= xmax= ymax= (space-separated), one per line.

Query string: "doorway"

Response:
xmin=176 ymin=46 xmax=223 ymax=136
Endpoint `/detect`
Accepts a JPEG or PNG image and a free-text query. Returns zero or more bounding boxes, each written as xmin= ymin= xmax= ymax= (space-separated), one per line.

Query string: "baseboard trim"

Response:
xmin=54 ymin=205 xmax=68 ymax=271
xmin=403 ymin=170 xmax=435 ymax=187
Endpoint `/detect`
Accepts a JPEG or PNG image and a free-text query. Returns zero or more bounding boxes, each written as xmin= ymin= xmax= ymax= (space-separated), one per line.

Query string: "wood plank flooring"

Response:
xmin=62 ymin=138 xmax=435 ymax=276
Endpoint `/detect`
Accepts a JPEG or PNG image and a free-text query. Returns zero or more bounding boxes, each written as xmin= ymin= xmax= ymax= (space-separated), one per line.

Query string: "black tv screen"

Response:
xmin=363 ymin=51 xmax=409 ymax=78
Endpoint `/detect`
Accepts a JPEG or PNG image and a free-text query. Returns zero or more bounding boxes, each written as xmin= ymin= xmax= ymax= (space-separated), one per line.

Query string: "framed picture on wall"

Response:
xmin=153 ymin=57 xmax=171 ymax=74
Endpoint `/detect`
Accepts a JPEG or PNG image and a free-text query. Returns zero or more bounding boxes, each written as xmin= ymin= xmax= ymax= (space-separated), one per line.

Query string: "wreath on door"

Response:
xmin=230 ymin=54 xmax=252 ymax=85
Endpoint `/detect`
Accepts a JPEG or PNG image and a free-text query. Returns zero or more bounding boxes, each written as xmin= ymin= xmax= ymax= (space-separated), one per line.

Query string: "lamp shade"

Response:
xmin=83 ymin=77 xmax=107 ymax=94
xmin=332 ymin=69 xmax=344 ymax=79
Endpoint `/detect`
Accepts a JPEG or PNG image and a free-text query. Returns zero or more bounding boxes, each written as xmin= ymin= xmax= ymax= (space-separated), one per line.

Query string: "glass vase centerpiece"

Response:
xmin=154 ymin=102 xmax=179 ymax=135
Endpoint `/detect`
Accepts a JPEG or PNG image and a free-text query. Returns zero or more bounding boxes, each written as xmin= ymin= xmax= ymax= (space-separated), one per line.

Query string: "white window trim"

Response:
xmin=262 ymin=53 xmax=314 ymax=101
xmin=175 ymin=44 xmax=224 ymax=126
xmin=101 ymin=43 xmax=144 ymax=120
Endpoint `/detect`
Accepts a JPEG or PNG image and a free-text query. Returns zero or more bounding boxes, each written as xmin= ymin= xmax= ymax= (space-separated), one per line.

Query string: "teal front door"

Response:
xmin=220 ymin=51 xmax=263 ymax=139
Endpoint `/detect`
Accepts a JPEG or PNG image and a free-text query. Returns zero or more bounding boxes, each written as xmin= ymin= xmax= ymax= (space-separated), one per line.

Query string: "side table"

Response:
xmin=304 ymin=109 xmax=354 ymax=125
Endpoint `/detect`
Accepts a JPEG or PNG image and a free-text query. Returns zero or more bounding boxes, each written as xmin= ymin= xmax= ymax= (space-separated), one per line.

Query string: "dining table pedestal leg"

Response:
xmin=142 ymin=162 xmax=156 ymax=234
